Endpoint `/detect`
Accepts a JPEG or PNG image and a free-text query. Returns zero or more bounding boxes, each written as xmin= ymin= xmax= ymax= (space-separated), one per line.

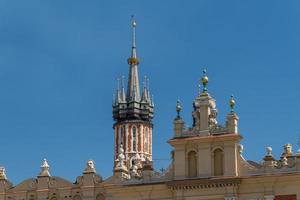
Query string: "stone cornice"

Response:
xmin=166 ymin=177 xmax=242 ymax=190
xmin=168 ymin=133 xmax=242 ymax=146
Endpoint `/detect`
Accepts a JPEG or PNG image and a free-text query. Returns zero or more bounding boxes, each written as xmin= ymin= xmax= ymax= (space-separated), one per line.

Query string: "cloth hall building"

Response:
xmin=1 ymin=18 xmax=300 ymax=200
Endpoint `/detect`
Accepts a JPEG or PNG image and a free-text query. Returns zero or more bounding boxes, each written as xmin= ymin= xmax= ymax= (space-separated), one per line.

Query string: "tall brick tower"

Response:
xmin=112 ymin=17 xmax=154 ymax=173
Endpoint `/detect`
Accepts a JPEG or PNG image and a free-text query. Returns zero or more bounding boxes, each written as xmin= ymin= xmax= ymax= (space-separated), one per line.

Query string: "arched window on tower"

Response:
xmin=213 ymin=148 xmax=224 ymax=176
xmin=145 ymin=128 xmax=148 ymax=153
xmin=132 ymin=126 xmax=137 ymax=152
xmin=187 ymin=151 xmax=197 ymax=177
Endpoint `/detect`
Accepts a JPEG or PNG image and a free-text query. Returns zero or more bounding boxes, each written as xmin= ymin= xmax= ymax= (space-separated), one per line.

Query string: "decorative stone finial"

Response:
xmin=201 ymin=69 xmax=209 ymax=93
xmin=0 ymin=167 xmax=7 ymax=180
xmin=175 ymin=100 xmax=182 ymax=119
xmin=266 ymin=147 xmax=273 ymax=156
xmin=282 ymin=143 xmax=293 ymax=157
xmin=229 ymin=95 xmax=236 ymax=113
xmin=238 ymin=144 xmax=244 ymax=154
xmin=39 ymin=158 xmax=50 ymax=177
xmin=84 ymin=160 xmax=96 ymax=174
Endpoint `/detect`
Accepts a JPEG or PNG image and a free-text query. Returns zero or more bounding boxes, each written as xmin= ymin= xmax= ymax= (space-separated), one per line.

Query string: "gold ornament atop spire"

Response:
xmin=229 ymin=95 xmax=236 ymax=113
xmin=201 ymin=69 xmax=209 ymax=94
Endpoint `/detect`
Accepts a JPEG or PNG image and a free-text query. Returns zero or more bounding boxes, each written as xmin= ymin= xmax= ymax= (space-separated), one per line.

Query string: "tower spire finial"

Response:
xmin=127 ymin=16 xmax=140 ymax=101
xmin=131 ymin=15 xmax=137 ymax=49
xmin=128 ymin=15 xmax=139 ymax=62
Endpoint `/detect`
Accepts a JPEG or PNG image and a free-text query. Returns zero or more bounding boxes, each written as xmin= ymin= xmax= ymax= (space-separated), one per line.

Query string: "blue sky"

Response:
xmin=0 ymin=0 xmax=300 ymax=184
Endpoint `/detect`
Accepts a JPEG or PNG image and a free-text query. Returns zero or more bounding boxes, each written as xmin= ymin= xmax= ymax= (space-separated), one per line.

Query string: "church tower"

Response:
xmin=112 ymin=17 xmax=154 ymax=175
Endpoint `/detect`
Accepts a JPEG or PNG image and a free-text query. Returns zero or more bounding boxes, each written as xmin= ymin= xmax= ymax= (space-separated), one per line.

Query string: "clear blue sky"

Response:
xmin=0 ymin=0 xmax=300 ymax=184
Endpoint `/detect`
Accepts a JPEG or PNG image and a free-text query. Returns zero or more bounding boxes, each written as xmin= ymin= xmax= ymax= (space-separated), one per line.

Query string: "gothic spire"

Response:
xmin=114 ymin=78 xmax=121 ymax=105
xmin=127 ymin=15 xmax=141 ymax=102
xmin=120 ymin=76 xmax=126 ymax=102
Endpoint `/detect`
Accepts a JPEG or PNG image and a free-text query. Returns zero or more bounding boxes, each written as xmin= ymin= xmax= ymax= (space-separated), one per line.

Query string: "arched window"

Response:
xmin=214 ymin=148 xmax=224 ymax=176
xmin=144 ymin=128 xmax=148 ymax=153
xmin=188 ymin=151 xmax=197 ymax=177
xmin=132 ymin=126 xmax=137 ymax=151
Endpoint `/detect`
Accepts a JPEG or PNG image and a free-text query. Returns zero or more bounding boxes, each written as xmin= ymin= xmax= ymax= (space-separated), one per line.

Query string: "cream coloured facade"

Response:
xmin=1 ymin=18 xmax=300 ymax=200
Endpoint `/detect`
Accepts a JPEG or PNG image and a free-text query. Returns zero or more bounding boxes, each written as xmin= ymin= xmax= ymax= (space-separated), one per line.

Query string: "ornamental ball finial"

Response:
xmin=131 ymin=15 xmax=137 ymax=27
xmin=201 ymin=69 xmax=209 ymax=93
xmin=266 ymin=146 xmax=273 ymax=156
xmin=229 ymin=95 xmax=236 ymax=113
xmin=176 ymin=100 xmax=182 ymax=119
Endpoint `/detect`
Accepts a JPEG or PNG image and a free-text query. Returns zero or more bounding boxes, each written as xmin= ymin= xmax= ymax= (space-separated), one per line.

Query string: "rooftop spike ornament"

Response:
xmin=201 ymin=69 xmax=209 ymax=94
xmin=229 ymin=95 xmax=236 ymax=113
xmin=120 ymin=76 xmax=126 ymax=102
xmin=127 ymin=15 xmax=139 ymax=65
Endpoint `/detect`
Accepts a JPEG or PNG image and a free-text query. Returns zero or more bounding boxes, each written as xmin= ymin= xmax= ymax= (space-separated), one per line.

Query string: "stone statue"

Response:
xmin=283 ymin=144 xmax=293 ymax=156
xmin=209 ymin=108 xmax=218 ymax=129
xmin=192 ymin=110 xmax=200 ymax=130
xmin=115 ymin=144 xmax=127 ymax=171
xmin=131 ymin=163 xmax=140 ymax=178
xmin=134 ymin=153 xmax=142 ymax=169
xmin=238 ymin=144 xmax=244 ymax=154
xmin=282 ymin=156 xmax=288 ymax=167
xmin=39 ymin=159 xmax=51 ymax=177
xmin=0 ymin=167 xmax=7 ymax=180
xmin=84 ymin=160 xmax=96 ymax=173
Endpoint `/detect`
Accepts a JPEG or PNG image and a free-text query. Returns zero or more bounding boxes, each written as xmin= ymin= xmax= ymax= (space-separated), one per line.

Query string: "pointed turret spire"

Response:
xmin=120 ymin=76 xmax=126 ymax=102
xmin=127 ymin=15 xmax=141 ymax=102
xmin=141 ymin=76 xmax=148 ymax=102
xmin=114 ymin=78 xmax=121 ymax=104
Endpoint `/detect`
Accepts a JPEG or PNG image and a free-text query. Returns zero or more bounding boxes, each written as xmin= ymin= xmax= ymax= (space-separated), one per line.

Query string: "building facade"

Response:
xmin=1 ymin=18 xmax=300 ymax=200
